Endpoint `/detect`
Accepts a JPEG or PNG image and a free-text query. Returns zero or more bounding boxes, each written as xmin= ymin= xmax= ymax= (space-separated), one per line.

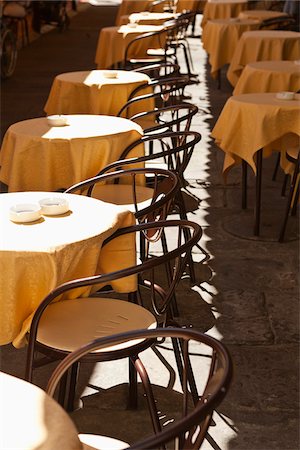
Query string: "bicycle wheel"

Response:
xmin=1 ymin=28 xmax=18 ymax=79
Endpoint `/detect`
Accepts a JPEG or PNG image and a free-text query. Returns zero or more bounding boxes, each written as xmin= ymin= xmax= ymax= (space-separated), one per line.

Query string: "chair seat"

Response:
xmin=37 ymin=297 xmax=157 ymax=352
xmin=147 ymin=48 xmax=175 ymax=57
xmin=92 ymin=184 xmax=154 ymax=211
xmin=79 ymin=433 xmax=129 ymax=450
xmin=129 ymin=56 xmax=165 ymax=65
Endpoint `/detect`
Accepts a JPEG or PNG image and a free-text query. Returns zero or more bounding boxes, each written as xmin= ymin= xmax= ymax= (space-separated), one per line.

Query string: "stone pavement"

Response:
xmin=0 ymin=3 xmax=299 ymax=449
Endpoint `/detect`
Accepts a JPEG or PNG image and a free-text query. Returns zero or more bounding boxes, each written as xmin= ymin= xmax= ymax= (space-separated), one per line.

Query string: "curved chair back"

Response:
xmin=133 ymin=62 xmax=181 ymax=80
xmin=64 ymin=167 xmax=179 ymax=224
xmin=46 ymin=327 xmax=232 ymax=450
xmin=129 ymin=102 xmax=198 ymax=134
xmin=117 ymin=75 xmax=191 ymax=118
xmin=117 ymin=130 xmax=201 ymax=184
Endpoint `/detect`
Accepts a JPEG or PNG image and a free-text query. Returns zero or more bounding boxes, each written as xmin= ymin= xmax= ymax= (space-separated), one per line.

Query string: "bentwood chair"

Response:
xmin=25 ymin=220 xmax=202 ymax=420
xmin=46 ymin=327 xmax=233 ymax=450
xmin=93 ymin=131 xmax=203 ymax=284
xmin=117 ymin=76 xmax=192 ymax=118
xmin=258 ymin=15 xmax=297 ymax=31
xmin=133 ymin=62 xmax=181 ymax=81
xmin=122 ymin=23 xmax=177 ymax=70
xmin=128 ymin=102 xmax=198 ymax=135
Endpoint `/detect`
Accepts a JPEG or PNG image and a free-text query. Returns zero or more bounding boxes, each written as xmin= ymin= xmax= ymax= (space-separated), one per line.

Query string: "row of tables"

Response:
xmin=201 ymin=3 xmax=300 ymax=237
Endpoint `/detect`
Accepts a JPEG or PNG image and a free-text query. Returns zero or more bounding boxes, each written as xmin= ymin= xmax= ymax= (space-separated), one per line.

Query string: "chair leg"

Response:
xmin=134 ymin=357 xmax=163 ymax=436
xmin=242 ymin=160 xmax=248 ymax=209
xmin=279 ymin=171 xmax=299 ymax=242
xmin=58 ymin=370 xmax=69 ymax=408
xmin=161 ymin=229 xmax=179 ymax=317
xmin=127 ymin=357 xmax=138 ymax=409
xmin=175 ymin=190 xmax=196 ymax=284
xmin=66 ymin=362 xmax=80 ymax=412
xmin=272 ymin=152 xmax=281 ymax=181
xmin=254 ymin=149 xmax=263 ymax=236
xmin=171 ymin=337 xmax=199 ymax=406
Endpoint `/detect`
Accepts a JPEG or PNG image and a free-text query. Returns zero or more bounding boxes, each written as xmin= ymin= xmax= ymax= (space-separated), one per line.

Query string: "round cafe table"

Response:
xmin=0 ymin=371 xmax=82 ymax=450
xmin=44 ymin=70 xmax=154 ymax=117
xmin=227 ymin=30 xmax=300 ymax=87
xmin=95 ymin=24 xmax=166 ymax=69
xmin=0 ymin=115 xmax=143 ymax=192
xmin=201 ymin=0 xmax=248 ymax=28
xmin=0 ymin=191 xmax=136 ymax=347
xmin=233 ymin=60 xmax=300 ymax=95
xmin=211 ymin=92 xmax=300 ymax=236
xmin=202 ymin=17 xmax=260 ymax=79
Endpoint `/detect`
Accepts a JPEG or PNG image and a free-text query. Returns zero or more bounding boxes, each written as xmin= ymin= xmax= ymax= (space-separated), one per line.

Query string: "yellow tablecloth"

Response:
xmin=211 ymin=93 xmax=300 ymax=175
xmin=44 ymin=70 xmax=154 ymax=117
xmin=95 ymin=24 xmax=165 ymax=69
xmin=202 ymin=18 xmax=259 ymax=78
xmin=0 ymin=371 xmax=82 ymax=449
xmin=227 ymin=30 xmax=300 ymax=86
xmin=0 ymin=115 xmax=143 ymax=192
xmin=238 ymin=9 xmax=288 ymax=21
xmin=201 ymin=0 xmax=248 ymax=28
xmin=233 ymin=60 xmax=300 ymax=95
xmin=0 ymin=192 xmax=136 ymax=347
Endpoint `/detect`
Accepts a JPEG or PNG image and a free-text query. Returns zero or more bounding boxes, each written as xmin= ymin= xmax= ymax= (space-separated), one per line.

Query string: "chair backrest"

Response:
xmin=91 ymin=131 xmax=201 ymax=186
xmin=129 ymin=102 xmax=198 ymax=134
xmin=46 ymin=326 xmax=232 ymax=449
xmin=117 ymin=75 xmax=191 ymax=118
xmin=26 ymin=220 xmax=202 ymax=362
xmin=258 ymin=15 xmax=297 ymax=30
xmin=64 ymin=167 xmax=179 ymax=223
xmin=122 ymin=23 xmax=177 ymax=69
xmin=132 ymin=62 xmax=181 ymax=80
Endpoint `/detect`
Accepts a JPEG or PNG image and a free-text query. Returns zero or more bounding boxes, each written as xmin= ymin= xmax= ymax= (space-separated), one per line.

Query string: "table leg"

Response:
xmin=242 ymin=159 xmax=247 ymax=209
xmin=254 ymin=149 xmax=263 ymax=236
xmin=217 ymin=69 xmax=221 ymax=89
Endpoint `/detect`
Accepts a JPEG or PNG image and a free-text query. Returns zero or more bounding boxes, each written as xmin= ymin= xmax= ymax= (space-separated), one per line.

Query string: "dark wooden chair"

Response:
xmin=25 ymin=220 xmax=202 ymax=421
xmin=46 ymin=327 xmax=232 ymax=450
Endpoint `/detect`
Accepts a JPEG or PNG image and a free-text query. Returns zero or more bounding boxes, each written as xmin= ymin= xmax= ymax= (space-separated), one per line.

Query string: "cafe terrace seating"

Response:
xmin=1 ymin=1 xmax=299 ymax=448
xmin=45 ymin=327 xmax=232 ymax=450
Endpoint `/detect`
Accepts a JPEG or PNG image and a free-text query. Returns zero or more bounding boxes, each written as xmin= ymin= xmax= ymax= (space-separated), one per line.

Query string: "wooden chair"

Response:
xmin=258 ymin=15 xmax=297 ymax=30
xmin=25 ymin=220 xmax=202 ymax=420
xmin=117 ymin=75 xmax=192 ymax=118
xmin=46 ymin=327 xmax=232 ymax=450
xmin=92 ymin=131 xmax=203 ymax=284
xmin=122 ymin=23 xmax=177 ymax=70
